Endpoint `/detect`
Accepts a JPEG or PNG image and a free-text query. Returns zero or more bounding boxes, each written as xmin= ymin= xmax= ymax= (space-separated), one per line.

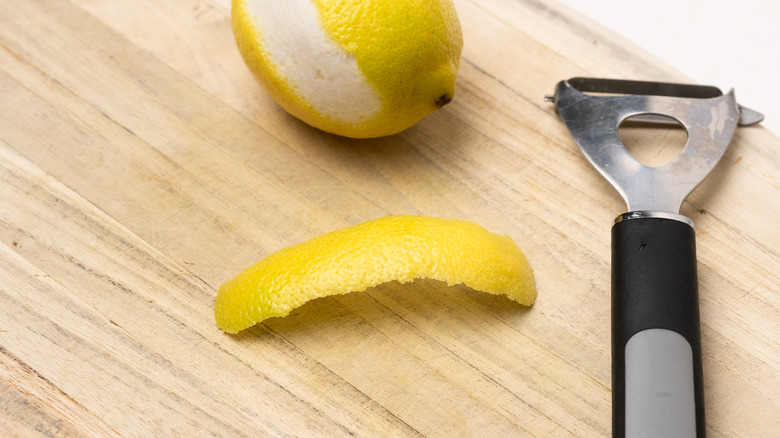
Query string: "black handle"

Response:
xmin=611 ymin=214 xmax=705 ymax=437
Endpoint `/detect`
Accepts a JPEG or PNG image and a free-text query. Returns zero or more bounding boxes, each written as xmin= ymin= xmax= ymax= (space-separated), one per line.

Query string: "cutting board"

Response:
xmin=1 ymin=0 xmax=777 ymax=436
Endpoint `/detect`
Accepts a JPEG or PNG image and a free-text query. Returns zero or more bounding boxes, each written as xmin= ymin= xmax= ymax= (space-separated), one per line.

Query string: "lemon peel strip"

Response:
xmin=215 ymin=216 xmax=537 ymax=334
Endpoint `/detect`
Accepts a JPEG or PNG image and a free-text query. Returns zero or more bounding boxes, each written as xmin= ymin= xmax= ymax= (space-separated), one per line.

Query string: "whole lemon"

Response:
xmin=231 ymin=0 xmax=464 ymax=138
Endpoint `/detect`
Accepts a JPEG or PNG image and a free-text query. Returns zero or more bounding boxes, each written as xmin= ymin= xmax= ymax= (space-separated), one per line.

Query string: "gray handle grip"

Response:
xmin=624 ymin=329 xmax=697 ymax=437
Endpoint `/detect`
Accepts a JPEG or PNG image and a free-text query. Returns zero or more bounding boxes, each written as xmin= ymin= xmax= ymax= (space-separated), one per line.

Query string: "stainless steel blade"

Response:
xmin=550 ymin=78 xmax=751 ymax=213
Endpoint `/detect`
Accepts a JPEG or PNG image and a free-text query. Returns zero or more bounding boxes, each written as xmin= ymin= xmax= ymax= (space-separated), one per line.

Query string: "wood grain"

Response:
xmin=1 ymin=0 xmax=777 ymax=436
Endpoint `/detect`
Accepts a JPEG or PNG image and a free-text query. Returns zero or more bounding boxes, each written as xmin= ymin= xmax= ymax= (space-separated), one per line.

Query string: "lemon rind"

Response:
xmin=215 ymin=216 xmax=536 ymax=334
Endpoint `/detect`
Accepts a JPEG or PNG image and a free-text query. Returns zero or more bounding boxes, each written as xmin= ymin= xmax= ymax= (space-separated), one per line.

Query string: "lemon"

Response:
xmin=215 ymin=216 xmax=536 ymax=333
xmin=231 ymin=0 xmax=464 ymax=138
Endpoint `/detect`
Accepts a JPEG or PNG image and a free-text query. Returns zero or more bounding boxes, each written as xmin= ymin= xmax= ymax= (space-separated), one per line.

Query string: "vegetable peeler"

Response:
xmin=547 ymin=77 xmax=763 ymax=437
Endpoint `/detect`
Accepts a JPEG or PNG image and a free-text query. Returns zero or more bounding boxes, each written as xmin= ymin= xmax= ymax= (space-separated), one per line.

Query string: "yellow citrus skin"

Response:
xmin=215 ymin=216 xmax=536 ymax=334
xmin=231 ymin=0 xmax=463 ymax=138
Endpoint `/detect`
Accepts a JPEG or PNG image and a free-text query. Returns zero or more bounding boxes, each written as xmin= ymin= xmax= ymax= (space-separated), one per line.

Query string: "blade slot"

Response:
xmin=618 ymin=114 xmax=688 ymax=168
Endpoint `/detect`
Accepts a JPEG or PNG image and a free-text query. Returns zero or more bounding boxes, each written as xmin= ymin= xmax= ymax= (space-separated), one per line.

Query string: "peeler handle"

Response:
xmin=611 ymin=213 xmax=705 ymax=438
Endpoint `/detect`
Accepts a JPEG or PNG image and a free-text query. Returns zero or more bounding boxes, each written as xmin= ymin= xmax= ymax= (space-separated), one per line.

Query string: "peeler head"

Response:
xmin=549 ymin=77 xmax=760 ymax=215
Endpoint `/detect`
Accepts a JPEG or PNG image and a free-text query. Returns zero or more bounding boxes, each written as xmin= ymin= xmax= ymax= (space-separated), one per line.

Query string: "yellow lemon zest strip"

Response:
xmin=215 ymin=216 xmax=536 ymax=334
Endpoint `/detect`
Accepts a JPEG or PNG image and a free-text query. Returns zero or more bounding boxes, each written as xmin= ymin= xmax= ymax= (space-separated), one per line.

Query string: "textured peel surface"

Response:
xmin=215 ymin=216 xmax=537 ymax=333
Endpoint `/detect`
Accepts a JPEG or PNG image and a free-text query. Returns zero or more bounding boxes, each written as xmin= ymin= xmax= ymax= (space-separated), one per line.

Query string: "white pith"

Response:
xmin=244 ymin=0 xmax=381 ymax=124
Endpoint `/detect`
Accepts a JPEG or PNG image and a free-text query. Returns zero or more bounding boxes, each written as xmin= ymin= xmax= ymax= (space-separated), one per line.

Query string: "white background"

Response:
xmin=557 ymin=0 xmax=778 ymax=134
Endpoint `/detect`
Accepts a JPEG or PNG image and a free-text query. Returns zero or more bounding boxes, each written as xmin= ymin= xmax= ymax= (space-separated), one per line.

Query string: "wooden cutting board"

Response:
xmin=1 ymin=0 xmax=777 ymax=436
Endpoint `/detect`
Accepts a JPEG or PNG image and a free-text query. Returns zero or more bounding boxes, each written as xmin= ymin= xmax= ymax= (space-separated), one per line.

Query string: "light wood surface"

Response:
xmin=1 ymin=0 xmax=777 ymax=436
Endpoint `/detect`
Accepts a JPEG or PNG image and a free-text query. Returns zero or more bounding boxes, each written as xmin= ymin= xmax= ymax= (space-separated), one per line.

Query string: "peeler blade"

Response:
xmin=549 ymin=77 xmax=759 ymax=214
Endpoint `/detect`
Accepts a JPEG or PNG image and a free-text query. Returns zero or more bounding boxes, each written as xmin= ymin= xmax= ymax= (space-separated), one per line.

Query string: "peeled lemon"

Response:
xmin=231 ymin=0 xmax=464 ymax=138
xmin=215 ymin=216 xmax=536 ymax=333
